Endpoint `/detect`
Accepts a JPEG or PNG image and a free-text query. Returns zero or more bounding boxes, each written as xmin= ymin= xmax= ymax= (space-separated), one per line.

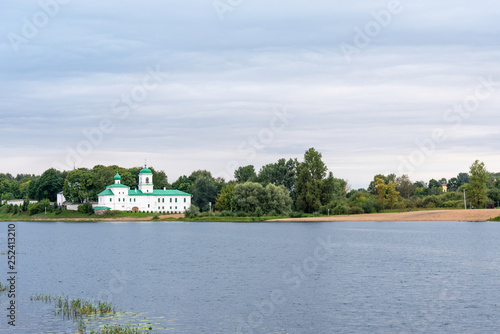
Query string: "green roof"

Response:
xmin=97 ymin=189 xmax=114 ymax=196
xmin=114 ymin=172 xmax=121 ymax=180
xmin=128 ymin=189 xmax=191 ymax=196
xmin=139 ymin=167 xmax=152 ymax=174
xmin=94 ymin=206 xmax=111 ymax=210
xmin=107 ymin=184 xmax=129 ymax=188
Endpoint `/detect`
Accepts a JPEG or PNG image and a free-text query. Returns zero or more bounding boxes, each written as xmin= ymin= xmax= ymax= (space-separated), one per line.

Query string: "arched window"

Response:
xmin=146 ymin=177 xmax=149 ymax=184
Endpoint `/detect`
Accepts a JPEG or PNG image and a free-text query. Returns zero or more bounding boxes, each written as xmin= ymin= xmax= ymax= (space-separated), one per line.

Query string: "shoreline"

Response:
xmin=0 ymin=209 xmax=499 ymax=223
xmin=270 ymin=209 xmax=500 ymax=222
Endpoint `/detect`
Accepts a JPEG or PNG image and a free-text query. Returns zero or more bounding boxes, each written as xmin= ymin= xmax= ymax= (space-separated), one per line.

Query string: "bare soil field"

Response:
xmin=270 ymin=209 xmax=500 ymax=222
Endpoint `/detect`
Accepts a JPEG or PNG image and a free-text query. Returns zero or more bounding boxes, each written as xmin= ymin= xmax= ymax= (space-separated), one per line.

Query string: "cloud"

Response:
xmin=0 ymin=1 xmax=499 ymax=188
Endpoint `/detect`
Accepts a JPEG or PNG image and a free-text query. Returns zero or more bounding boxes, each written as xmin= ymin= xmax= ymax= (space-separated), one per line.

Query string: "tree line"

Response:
xmin=0 ymin=150 xmax=496 ymax=216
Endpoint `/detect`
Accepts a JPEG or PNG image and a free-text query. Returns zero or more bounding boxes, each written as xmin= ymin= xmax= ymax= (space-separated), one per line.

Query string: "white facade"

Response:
xmin=97 ymin=167 xmax=191 ymax=213
xmin=57 ymin=191 xmax=66 ymax=207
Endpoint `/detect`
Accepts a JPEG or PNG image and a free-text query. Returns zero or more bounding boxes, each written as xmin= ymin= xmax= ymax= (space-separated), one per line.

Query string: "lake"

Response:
xmin=1 ymin=221 xmax=499 ymax=333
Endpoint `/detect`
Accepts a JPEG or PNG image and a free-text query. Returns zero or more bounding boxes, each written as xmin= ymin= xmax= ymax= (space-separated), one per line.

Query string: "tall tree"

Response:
xmin=215 ymin=182 xmax=235 ymax=211
xmin=467 ymin=160 xmax=488 ymax=207
xmin=375 ymin=177 xmax=387 ymax=208
xmin=191 ymin=176 xmax=217 ymax=211
xmin=386 ymin=181 xmax=399 ymax=210
xmin=234 ymin=165 xmax=257 ymax=183
xmin=36 ymin=169 xmax=64 ymax=201
xmin=396 ymin=174 xmax=416 ymax=198
xmin=295 ymin=148 xmax=329 ymax=213
xmin=257 ymin=158 xmax=297 ymax=193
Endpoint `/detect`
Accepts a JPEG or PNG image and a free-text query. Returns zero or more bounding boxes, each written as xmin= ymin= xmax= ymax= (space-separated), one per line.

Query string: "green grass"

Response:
xmin=0 ymin=282 xmax=7 ymax=291
xmin=488 ymin=216 xmax=500 ymax=221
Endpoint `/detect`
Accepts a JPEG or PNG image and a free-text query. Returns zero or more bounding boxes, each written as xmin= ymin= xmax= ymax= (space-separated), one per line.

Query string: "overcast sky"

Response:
xmin=1 ymin=0 xmax=499 ymax=189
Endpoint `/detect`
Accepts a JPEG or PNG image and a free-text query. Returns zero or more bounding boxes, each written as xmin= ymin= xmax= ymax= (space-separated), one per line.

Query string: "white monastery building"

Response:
xmin=96 ymin=166 xmax=191 ymax=213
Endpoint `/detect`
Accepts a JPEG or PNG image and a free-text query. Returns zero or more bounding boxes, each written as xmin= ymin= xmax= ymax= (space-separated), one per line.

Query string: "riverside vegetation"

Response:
xmin=1 ymin=149 xmax=499 ymax=220
xmin=30 ymin=294 xmax=170 ymax=333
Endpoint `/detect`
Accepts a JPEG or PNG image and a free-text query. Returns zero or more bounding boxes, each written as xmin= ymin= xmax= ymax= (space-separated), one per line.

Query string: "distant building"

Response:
xmin=441 ymin=184 xmax=448 ymax=193
xmin=57 ymin=191 xmax=66 ymax=207
xmin=4 ymin=199 xmax=38 ymax=206
xmin=97 ymin=165 xmax=191 ymax=213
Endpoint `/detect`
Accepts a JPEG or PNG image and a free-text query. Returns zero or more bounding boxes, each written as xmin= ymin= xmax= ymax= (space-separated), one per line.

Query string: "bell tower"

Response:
xmin=138 ymin=164 xmax=154 ymax=193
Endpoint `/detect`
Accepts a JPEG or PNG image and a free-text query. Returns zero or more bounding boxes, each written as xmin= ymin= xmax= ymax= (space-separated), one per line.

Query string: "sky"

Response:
xmin=1 ymin=0 xmax=499 ymax=189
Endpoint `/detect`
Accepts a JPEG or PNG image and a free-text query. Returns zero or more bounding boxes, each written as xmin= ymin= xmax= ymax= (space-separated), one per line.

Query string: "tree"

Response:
xmin=467 ymin=160 xmax=488 ymax=207
xmin=63 ymin=169 xmax=93 ymax=203
xmin=215 ymin=183 xmax=235 ymax=211
xmin=428 ymin=179 xmax=442 ymax=195
xmin=374 ymin=177 xmax=387 ymax=207
xmin=231 ymin=182 xmax=266 ymax=213
xmin=191 ymin=176 xmax=217 ymax=211
xmin=386 ymin=181 xmax=399 ymax=209
xmin=396 ymin=174 xmax=415 ymax=198
xmin=263 ymin=184 xmax=292 ymax=214
xmin=234 ymin=165 xmax=257 ymax=183
xmin=295 ymin=148 xmax=328 ymax=213
xmin=257 ymin=158 xmax=297 ymax=193
xmin=36 ymin=169 xmax=64 ymax=202
xmin=447 ymin=177 xmax=460 ymax=192
xmin=368 ymin=174 xmax=389 ymax=194
xmin=457 ymin=172 xmax=470 ymax=185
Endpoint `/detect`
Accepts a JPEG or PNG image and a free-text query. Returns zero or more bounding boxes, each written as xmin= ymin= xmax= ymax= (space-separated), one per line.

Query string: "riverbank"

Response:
xmin=270 ymin=209 xmax=500 ymax=222
xmin=1 ymin=209 xmax=499 ymax=222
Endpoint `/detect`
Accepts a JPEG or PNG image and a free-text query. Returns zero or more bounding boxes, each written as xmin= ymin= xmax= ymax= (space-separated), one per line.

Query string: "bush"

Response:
xmin=254 ymin=207 xmax=264 ymax=217
xmin=220 ymin=210 xmax=235 ymax=217
xmin=184 ymin=205 xmax=200 ymax=218
xmin=290 ymin=211 xmax=304 ymax=218
xmin=236 ymin=211 xmax=247 ymax=217
xmin=361 ymin=200 xmax=377 ymax=214
xmin=78 ymin=203 xmax=94 ymax=214
xmin=333 ymin=205 xmax=349 ymax=215
xmin=13 ymin=205 xmax=19 ymax=215
xmin=348 ymin=206 xmax=364 ymax=215
xmin=28 ymin=199 xmax=51 ymax=215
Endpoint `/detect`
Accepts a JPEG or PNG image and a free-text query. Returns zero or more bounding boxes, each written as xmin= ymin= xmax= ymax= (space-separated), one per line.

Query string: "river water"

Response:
xmin=0 ymin=221 xmax=499 ymax=333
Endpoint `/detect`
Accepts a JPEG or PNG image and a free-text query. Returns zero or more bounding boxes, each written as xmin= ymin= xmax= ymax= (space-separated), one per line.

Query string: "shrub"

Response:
xmin=236 ymin=211 xmax=247 ymax=217
xmin=361 ymin=200 xmax=377 ymax=214
xmin=333 ymin=205 xmax=349 ymax=215
xmin=290 ymin=211 xmax=304 ymax=218
xmin=28 ymin=199 xmax=51 ymax=215
xmin=348 ymin=206 xmax=364 ymax=215
xmin=13 ymin=205 xmax=19 ymax=215
xmin=220 ymin=210 xmax=234 ymax=217
xmin=78 ymin=203 xmax=93 ymax=215
xmin=184 ymin=205 xmax=200 ymax=218
xmin=254 ymin=207 xmax=264 ymax=217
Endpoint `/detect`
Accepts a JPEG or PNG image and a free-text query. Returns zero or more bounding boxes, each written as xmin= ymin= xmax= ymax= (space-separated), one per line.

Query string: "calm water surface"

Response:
xmin=0 ymin=221 xmax=499 ymax=333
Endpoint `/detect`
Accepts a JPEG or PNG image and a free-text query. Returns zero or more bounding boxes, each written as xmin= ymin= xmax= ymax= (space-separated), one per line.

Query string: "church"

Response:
xmin=95 ymin=166 xmax=191 ymax=213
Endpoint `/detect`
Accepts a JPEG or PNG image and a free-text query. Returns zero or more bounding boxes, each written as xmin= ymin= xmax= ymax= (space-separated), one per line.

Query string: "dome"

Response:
xmin=140 ymin=167 xmax=152 ymax=174
xmin=114 ymin=172 xmax=122 ymax=180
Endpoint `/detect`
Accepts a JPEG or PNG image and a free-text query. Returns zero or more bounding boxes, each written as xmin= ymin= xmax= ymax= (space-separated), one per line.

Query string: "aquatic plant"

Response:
xmin=89 ymin=324 xmax=151 ymax=333
xmin=30 ymin=293 xmax=53 ymax=302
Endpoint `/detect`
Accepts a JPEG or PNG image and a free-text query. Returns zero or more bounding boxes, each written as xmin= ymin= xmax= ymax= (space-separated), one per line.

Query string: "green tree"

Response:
xmin=191 ymin=176 xmax=217 ymax=211
xmin=263 ymin=184 xmax=292 ymax=214
xmin=295 ymin=148 xmax=328 ymax=213
xmin=396 ymin=174 xmax=416 ymax=198
xmin=234 ymin=165 xmax=257 ymax=183
xmin=257 ymin=158 xmax=297 ymax=193
xmin=467 ymin=160 xmax=488 ymax=207
xmin=375 ymin=177 xmax=387 ymax=207
xmin=36 ymin=169 xmax=64 ymax=202
xmin=386 ymin=181 xmax=399 ymax=209
xmin=215 ymin=183 xmax=235 ymax=211
xmin=231 ymin=182 xmax=266 ymax=213
xmin=63 ymin=169 xmax=93 ymax=203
